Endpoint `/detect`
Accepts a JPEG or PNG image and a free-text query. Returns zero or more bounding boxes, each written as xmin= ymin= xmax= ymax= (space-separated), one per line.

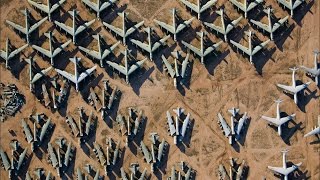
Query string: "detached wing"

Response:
xmin=75 ymin=19 xmax=95 ymax=35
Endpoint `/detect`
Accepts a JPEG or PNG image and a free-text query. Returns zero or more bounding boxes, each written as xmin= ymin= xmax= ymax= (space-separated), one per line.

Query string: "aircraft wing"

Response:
xmin=180 ymin=0 xmax=199 ymax=13
xmin=247 ymin=0 xmax=263 ymax=12
xmin=294 ymin=83 xmax=310 ymax=93
xmin=217 ymin=113 xmax=231 ymax=137
xmin=236 ymin=112 xmax=247 ymax=135
xmin=127 ymin=58 xmax=147 ymax=75
xmin=154 ymin=19 xmax=175 ymax=34
xmin=31 ymin=66 xmax=53 ymax=84
xmin=0 ymin=50 xmax=6 ymax=59
xmin=100 ymin=0 xmax=117 ymax=11
xmin=200 ymin=0 xmax=217 ymax=13
xmin=268 ymin=163 xmax=302 ymax=176
xmin=293 ymin=0 xmax=304 ymax=10
xmin=300 ymin=66 xmax=319 ymax=76
xmin=250 ymin=19 xmax=270 ymax=33
xmin=229 ymin=0 xmax=245 ymax=12
xmin=56 ymin=69 xmax=76 ymax=83
xmin=181 ymin=113 xmax=190 ymax=137
xmin=230 ymin=40 xmax=251 ymax=55
xmin=29 ymin=17 xmax=48 ymax=33
xmin=54 ymin=21 xmax=73 ymax=35
xmin=277 ymin=83 xmax=296 ymax=94
xmin=75 ymin=19 xmax=96 ymax=35
xmin=203 ymin=41 xmax=222 ymax=56
xmin=166 ymin=111 xmax=176 ymax=136
xmin=82 ymin=0 xmax=98 ymax=12
xmin=152 ymin=35 xmax=170 ymax=52
xmin=182 ymin=41 xmax=201 ymax=56
xmin=107 ymin=61 xmax=127 ymax=75
xmin=176 ymin=17 xmax=194 ymax=33
xmin=51 ymin=0 xmax=66 ymax=12
xmin=277 ymin=0 xmax=292 ymax=9
xmin=204 ymin=22 xmax=225 ymax=34
xmin=252 ymin=39 xmax=270 ymax=55
xmin=226 ymin=16 xmax=243 ymax=33
xmin=162 ymin=55 xmax=175 ymax=78
xmin=103 ymin=22 xmax=124 ymax=37
xmin=6 ymin=20 xmax=27 ymax=34
xmin=102 ymin=41 xmax=120 ymax=59
xmin=126 ymin=21 xmax=144 ymax=36
xmin=130 ymin=39 xmax=150 ymax=52
xmin=304 ymin=127 xmax=320 ymax=137
xmin=17 ymin=148 xmax=27 ymax=170
xmin=28 ymin=0 xmax=49 ymax=13
xmin=53 ymin=40 xmax=72 ymax=57
xmin=272 ymin=16 xmax=289 ymax=32
xmin=261 ymin=116 xmax=281 ymax=126
xmin=181 ymin=53 xmax=189 ymax=78
xmin=78 ymin=65 xmax=97 ymax=82
xmin=8 ymin=44 xmax=28 ymax=59
xmin=79 ymin=46 xmax=100 ymax=59
xmin=32 ymin=44 xmax=51 ymax=58
xmin=279 ymin=114 xmax=295 ymax=125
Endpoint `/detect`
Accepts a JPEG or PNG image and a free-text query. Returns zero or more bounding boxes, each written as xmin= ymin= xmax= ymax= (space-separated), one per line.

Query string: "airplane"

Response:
xmin=154 ymin=8 xmax=194 ymax=41
xmin=204 ymin=8 xmax=242 ymax=41
xmin=304 ymin=117 xmax=320 ymax=138
xmin=81 ymin=0 xmax=117 ymax=19
xmin=66 ymin=115 xmax=80 ymax=137
xmin=179 ymin=0 xmax=217 ymax=19
xmin=250 ymin=7 xmax=289 ymax=40
xmin=39 ymin=118 xmax=52 ymax=143
xmin=0 ymin=38 xmax=28 ymax=69
xmin=22 ymin=119 xmax=33 ymax=143
xmin=106 ymin=48 xmax=147 ymax=84
xmin=300 ymin=50 xmax=320 ymax=85
xmin=79 ymin=34 xmax=120 ymax=67
xmin=229 ymin=0 xmax=264 ymax=19
xmin=228 ymin=107 xmax=239 ymax=117
xmin=24 ymin=57 xmax=52 ymax=91
xmin=93 ymin=142 xmax=107 ymax=166
xmin=277 ymin=67 xmax=311 ymax=104
xmin=277 ymin=0 xmax=304 ymax=17
xmin=32 ymin=31 xmax=71 ymax=65
xmin=6 ymin=8 xmax=48 ymax=44
xmin=28 ymin=0 xmax=66 ymax=21
xmin=16 ymin=148 xmax=27 ymax=171
xmin=261 ymin=99 xmax=296 ymax=136
xmin=0 ymin=148 xmax=11 ymax=171
xmin=54 ymin=9 xmax=95 ymax=44
xmin=130 ymin=27 xmax=170 ymax=61
xmin=230 ymin=30 xmax=270 ymax=64
xmin=55 ymin=57 xmax=97 ymax=92
xmin=140 ymin=141 xmax=152 ymax=164
xmin=103 ymin=11 xmax=144 ymax=45
xmin=64 ymin=142 xmax=73 ymax=166
xmin=268 ymin=149 xmax=302 ymax=180
xmin=162 ymin=52 xmax=190 ymax=86
xmin=47 ymin=142 xmax=58 ymax=168
xmin=182 ymin=31 xmax=222 ymax=64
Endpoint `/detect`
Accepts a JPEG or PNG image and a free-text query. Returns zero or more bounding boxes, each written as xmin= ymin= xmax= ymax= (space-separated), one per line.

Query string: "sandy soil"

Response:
xmin=0 ymin=0 xmax=319 ymax=179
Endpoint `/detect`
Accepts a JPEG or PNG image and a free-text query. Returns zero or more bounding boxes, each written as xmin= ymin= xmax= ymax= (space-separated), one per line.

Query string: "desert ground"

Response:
xmin=0 ymin=0 xmax=319 ymax=179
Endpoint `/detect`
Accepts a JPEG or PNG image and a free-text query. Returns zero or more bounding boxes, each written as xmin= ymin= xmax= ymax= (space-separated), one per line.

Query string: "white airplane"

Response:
xmin=55 ymin=57 xmax=97 ymax=92
xmin=277 ymin=0 xmax=305 ymax=17
xmin=261 ymin=99 xmax=295 ymax=136
xmin=179 ymin=0 xmax=217 ymax=19
xmin=6 ymin=8 xmax=48 ymax=44
xmin=229 ymin=0 xmax=264 ymax=19
xmin=277 ymin=67 xmax=311 ymax=105
xmin=28 ymin=0 xmax=66 ymax=21
xmin=79 ymin=34 xmax=120 ymax=67
xmin=268 ymin=149 xmax=302 ymax=180
xmin=130 ymin=27 xmax=170 ymax=61
xmin=204 ymin=8 xmax=243 ymax=41
xmin=81 ymin=0 xmax=117 ymax=19
xmin=300 ymin=50 xmax=320 ymax=85
xmin=304 ymin=117 xmax=320 ymax=138
xmin=182 ymin=31 xmax=222 ymax=64
xmin=0 ymin=38 xmax=28 ymax=69
xmin=250 ymin=7 xmax=289 ymax=40
xmin=54 ymin=9 xmax=95 ymax=44
xmin=154 ymin=8 xmax=194 ymax=41
xmin=106 ymin=48 xmax=147 ymax=84
xmin=230 ymin=30 xmax=270 ymax=64
xmin=32 ymin=31 xmax=71 ymax=65
xmin=103 ymin=12 xmax=144 ymax=45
